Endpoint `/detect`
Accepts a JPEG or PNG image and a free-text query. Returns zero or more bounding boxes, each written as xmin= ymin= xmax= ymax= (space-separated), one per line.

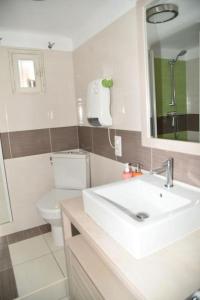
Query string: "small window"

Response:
xmin=9 ymin=49 xmax=45 ymax=94
xmin=18 ymin=60 xmax=36 ymax=88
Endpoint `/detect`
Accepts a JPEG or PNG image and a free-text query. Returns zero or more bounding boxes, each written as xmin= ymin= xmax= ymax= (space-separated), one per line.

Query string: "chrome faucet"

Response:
xmin=151 ymin=158 xmax=174 ymax=188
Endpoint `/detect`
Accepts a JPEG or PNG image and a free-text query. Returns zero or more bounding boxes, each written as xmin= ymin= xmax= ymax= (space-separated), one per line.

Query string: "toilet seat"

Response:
xmin=37 ymin=188 xmax=82 ymax=220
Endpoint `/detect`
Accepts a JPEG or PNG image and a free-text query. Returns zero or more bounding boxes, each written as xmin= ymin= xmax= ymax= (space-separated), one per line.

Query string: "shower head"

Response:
xmin=169 ymin=50 xmax=187 ymax=64
xmin=146 ymin=3 xmax=178 ymax=24
xmin=174 ymin=50 xmax=187 ymax=62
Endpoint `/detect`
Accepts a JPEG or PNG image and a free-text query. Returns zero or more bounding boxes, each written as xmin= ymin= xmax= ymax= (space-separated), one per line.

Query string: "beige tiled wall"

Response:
xmin=90 ymin=153 xmax=124 ymax=187
xmin=75 ymin=9 xmax=200 ymax=189
xmin=0 ymin=47 xmax=77 ymax=132
xmin=0 ymin=47 xmax=78 ymax=236
xmin=0 ymin=154 xmax=54 ymax=236
xmin=73 ymin=8 xmax=141 ymax=131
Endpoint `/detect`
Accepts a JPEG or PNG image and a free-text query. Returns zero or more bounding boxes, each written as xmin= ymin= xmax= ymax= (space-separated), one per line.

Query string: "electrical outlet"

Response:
xmin=115 ymin=136 xmax=122 ymax=157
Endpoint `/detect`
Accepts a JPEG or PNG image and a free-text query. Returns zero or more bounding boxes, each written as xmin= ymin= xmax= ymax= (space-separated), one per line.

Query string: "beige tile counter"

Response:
xmin=61 ymin=197 xmax=200 ymax=300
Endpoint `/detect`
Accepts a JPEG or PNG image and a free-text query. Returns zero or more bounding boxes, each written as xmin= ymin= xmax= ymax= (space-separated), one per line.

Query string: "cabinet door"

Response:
xmin=67 ymin=250 xmax=104 ymax=300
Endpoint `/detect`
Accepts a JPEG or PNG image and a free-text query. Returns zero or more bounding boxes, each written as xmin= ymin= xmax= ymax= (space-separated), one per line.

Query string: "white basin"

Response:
xmin=83 ymin=174 xmax=200 ymax=258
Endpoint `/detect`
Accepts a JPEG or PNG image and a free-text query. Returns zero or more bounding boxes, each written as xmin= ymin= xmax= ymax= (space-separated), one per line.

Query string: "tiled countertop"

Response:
xmin=61 ymin=197 xmax=200 ymax=300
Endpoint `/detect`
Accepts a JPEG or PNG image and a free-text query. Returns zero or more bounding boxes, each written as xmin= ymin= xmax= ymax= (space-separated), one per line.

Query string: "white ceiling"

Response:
xmin=147 ymin=0 xmax=200 ymax=50
xmin=0 ymin=0 xmax=136 ymax=50
xmin=156 ymin=24 xmax=200 ymax=50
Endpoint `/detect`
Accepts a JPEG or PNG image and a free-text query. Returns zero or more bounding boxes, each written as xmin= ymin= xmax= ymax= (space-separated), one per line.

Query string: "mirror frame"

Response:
xmin=137 ymin=0 xmax=200 ymax=155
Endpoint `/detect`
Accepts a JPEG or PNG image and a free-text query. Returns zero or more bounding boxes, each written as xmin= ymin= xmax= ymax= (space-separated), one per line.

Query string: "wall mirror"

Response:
xmin=9 ymin=49 xmax=45 ymax=93
xmin=146 ymin=0 xmax=200 ymax=144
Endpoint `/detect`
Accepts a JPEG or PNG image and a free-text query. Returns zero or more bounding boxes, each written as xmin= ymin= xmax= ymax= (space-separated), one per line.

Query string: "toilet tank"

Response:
xmin=51 ymin=149 xmax=90 ymax=190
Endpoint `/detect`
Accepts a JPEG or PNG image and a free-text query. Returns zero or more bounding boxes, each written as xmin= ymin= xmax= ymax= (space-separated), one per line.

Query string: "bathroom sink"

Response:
xmin=83 ymin=174 xmax=200 ymax=258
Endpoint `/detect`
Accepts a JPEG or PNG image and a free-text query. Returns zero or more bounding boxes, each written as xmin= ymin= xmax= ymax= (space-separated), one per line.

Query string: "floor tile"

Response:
xmin=17 ymin=279 xmax=68 ymax=300
xmin=0 ymin=236 xmax=8 ymax=249
xmin=13 ymin=254 xmax=64 ymax=297
xmin=43 ymin=232 xmax=63 ymax=252
xmin=9 ymin=235 xmax=50 ymax=266
xmin=0 ymin=267 xmax=18 ymax=300
xmin=0 ymin=245 xmax=12 ymax=272
xmin=7 ymin=227 xmax=41 ymax=245
xmin=53 ymin=249 xmax=68 ymax=277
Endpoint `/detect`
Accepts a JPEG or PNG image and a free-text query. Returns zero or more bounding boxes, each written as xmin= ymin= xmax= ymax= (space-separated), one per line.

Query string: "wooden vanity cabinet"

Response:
xmin=65 ymin=235 xmax=135 ymax=300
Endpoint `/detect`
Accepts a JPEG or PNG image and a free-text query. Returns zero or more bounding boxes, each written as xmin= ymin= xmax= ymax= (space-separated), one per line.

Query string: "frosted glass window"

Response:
xmin=18 ymin=60 xmax=36 ymax=88
xmin=9 ymin=49 xmax=45 ymax=94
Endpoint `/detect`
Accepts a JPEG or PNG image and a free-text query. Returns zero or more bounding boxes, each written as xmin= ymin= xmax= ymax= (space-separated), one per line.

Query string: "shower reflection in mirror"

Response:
xmin=146 ymin=0 xmax=200 ymax=143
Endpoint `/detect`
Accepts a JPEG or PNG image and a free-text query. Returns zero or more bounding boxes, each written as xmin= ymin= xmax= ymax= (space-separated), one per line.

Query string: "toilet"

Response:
xmin=37 ymin=149 xmax=90 ymax=246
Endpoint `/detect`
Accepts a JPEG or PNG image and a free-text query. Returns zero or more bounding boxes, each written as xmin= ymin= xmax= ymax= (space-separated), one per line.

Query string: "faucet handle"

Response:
xmin=163 ymin=158 xmax=173 ymax=167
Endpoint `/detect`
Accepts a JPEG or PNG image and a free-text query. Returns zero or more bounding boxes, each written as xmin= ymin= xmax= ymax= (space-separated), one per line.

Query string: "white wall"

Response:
xmin=0 ymin=154 xmax=54 ymax=236
xmin=0 ymin=47 xmax=77 ymax=132
xmin=73 ymin=8 xmax=141 ymax=131
xmin=0 ymin=47 xmax=77 ymax=236
xmin=90 ymin=153 xmax=124 ymax=187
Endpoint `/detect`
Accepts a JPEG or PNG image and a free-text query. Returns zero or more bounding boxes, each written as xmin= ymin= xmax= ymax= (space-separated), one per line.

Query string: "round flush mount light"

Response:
xmin=146 ymin=3 xmax=178 ymax=24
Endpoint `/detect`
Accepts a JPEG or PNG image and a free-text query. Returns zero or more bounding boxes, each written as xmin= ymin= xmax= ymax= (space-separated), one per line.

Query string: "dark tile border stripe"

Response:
xmin=50 ymin=126 xmax=79 ymax=152
xmin=78 ymin=126 xmax=151 ymax=169
xmin=0 ymin=133 xmax=11 ymax=160
xmin=1 ymin=125 xmax=200 ymax=187
xmin=0 ymin=126 xmax=79 ymax=159
xmin=78 ymin=126 xmax=200 ymax=188
xmin=9 ymin=129 xmax=51 ymax=158
xmin=0 ymin=267 xmax=18 ymax=300
xmin=157 ymin=114 xmax=199 ymax=134
xmin=6 ymin=224 xmax=51 ymax=245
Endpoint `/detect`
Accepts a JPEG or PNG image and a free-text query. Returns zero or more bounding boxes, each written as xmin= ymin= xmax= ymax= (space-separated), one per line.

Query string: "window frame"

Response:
xmin=9 ymin=48 xmax=45 ymax=94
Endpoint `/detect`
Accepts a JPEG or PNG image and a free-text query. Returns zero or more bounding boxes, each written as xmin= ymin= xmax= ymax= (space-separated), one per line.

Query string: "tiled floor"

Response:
xmin=0 ymin=225 xmax=69 ymax=300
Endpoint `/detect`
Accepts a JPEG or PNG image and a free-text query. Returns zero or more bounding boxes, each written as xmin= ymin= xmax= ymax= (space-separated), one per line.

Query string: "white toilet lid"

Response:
xmin=37 ymin=188 xmax=82 ymax=214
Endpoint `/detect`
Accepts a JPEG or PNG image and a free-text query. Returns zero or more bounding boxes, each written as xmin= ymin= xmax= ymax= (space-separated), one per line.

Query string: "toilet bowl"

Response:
xmin=37 ymin=188 xmax=82 ymax=246
xmin=36 ymin=149 xmax=90 ymax=247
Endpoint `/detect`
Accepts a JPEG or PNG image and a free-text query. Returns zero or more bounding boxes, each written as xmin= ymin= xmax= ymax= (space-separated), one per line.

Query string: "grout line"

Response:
xmin=9 ymin=251 xmax=52 ymax=268
xmin=114 ymin=128 xmax=118 ymax=161
xmin=51 ymin=249 xmax=67 ymax=278
xmin=7 ymin=131 xmax=13 ymax=159
xmin=4 ymin=105 xmax=13 ymax=159
xmin=41 ymin=233 xmax=66 ymax=277
xmin=76 ymin=126 xmax=80 ymax=149
xmin=41 ymin=232 xmax=53 ymax=250
xmin=91 ymin=126 xmax=94 ymax=153
xmin=48 ymin=128 xmax=53 ymax=153
xmin=8 ymin=237 xmax=68 ymax=279
xmin=8 ymin=233 xmax=54 ymax=267
xmin=0 ymin=264 xmax=13 ymax=273
xmin=15 ymin=277 xmax=67 ymax=300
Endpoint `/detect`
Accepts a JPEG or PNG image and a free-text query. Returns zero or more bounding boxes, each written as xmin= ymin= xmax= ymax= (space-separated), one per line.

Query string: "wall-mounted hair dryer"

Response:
xmin=87 ymin=79 xmax=112 ymax=127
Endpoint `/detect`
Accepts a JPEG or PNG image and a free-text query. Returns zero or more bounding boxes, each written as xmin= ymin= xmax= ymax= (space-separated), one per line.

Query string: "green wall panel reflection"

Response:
xmin=154 ymin=58 xmax=186 ymax=117
xmin=158 ymin=131 xmax=187 ymax=141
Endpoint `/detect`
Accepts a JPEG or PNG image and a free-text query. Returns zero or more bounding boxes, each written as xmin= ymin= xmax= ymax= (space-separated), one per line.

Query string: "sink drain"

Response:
xmin=135 ymin=212 xmax=149 ymax=221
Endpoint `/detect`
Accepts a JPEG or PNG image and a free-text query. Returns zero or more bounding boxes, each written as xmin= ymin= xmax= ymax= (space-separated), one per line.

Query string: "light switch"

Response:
xmin=115 ymin=136 xmax=122 ymax=157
